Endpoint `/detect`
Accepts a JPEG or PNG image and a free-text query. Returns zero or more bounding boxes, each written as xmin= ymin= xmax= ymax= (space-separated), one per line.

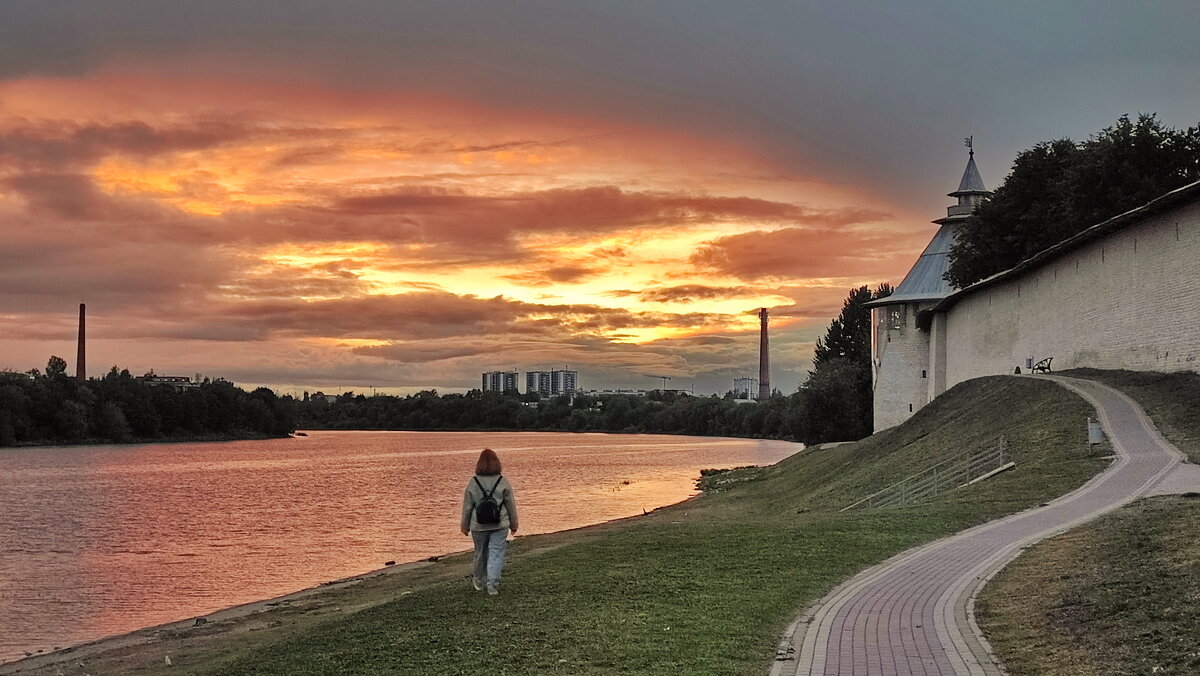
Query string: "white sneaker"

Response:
xmin=472 ymin=578 xmax=484 ymax=591
xmin=486 ymin=584 xmax=499 ymax=596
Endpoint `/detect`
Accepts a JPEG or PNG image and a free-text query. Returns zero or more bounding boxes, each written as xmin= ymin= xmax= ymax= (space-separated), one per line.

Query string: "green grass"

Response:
xmin=46 ymin=376 xmax=1106 ymax=676
xmin=976 ymin=496 xmax=1200 ymax=675
xmin=976 ymin=368 xmax=1200 ymax=675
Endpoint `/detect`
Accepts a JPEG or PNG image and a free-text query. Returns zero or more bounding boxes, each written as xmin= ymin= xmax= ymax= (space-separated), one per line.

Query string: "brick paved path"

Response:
xmin=771 ymin=375 xmax=1189 ymax=676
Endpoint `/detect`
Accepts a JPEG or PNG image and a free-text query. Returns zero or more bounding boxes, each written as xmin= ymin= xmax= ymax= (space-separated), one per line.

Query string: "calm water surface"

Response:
xmin=0 ymin=430 xmax=798 ymax=661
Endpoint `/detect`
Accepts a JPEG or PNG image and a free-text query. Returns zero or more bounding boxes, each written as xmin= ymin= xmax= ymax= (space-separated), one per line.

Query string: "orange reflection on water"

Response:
xmin=0 ymin=431 xmax=799 ymax=660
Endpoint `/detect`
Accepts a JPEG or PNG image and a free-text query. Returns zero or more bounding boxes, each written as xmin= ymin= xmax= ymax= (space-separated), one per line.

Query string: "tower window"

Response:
xmin=887 ymin=307 xmax=904 ymax=330
xmin=921 ymin=370 xmax=927 ymax=379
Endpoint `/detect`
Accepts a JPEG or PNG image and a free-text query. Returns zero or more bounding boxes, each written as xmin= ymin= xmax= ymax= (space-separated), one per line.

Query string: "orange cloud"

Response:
xmin=0 ymin=70 xmax=924 ymax=393
xmin=691 ymin=226 xmax=924 ymax=281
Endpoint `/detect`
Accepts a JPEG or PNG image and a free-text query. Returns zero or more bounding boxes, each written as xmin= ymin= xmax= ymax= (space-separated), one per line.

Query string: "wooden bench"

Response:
xmin=1031 ymin=357 xmax=1053 ymax=373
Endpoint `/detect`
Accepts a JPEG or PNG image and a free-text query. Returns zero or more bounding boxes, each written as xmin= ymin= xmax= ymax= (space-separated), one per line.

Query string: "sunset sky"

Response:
xmin=2 ymin=2 xmax=1198 ymax=394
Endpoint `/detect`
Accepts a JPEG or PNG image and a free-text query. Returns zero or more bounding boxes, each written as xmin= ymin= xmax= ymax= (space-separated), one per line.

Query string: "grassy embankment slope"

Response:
xmin=977 ymin=370 xmax=1200 ymax=675
xmin=35 ymin=376 xmax=1106 ymax=676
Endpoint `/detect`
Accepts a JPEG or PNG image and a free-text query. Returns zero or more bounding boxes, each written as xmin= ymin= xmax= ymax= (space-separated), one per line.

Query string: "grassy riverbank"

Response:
xmin=977 ymin=496 xmax=1200 ymax=675
xmin=11 ymin=376 xmax=1105 ymax=676
xmin=977 ymin=369 xmax=1200 ymax=675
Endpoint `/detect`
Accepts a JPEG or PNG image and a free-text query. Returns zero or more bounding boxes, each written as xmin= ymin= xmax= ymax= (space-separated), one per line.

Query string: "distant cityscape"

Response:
xmin=732 ymin=376 xmax=759 ymax=400
xmin=482 ymin=369 xmax=579 ymax=396
xmin=47 ymin=305 xmax=772 ymax=401
xmin=480 ymin=368 xmax=762 ymax=400
xmin=474 ymin=309 xmax=771 ymax=400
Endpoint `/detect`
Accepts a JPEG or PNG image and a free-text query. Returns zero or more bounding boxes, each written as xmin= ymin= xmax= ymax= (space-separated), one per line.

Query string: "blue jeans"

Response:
xmin=471 ymin=528 xmax=509 ymax=588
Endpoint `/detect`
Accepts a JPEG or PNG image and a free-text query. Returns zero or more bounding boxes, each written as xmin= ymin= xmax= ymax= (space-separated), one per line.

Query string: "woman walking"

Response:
xmin=461 ymin=448 xmax=518 ymax=596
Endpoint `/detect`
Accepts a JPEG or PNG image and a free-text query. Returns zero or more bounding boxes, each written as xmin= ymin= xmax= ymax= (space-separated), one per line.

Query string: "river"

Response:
xmin=0 ymin=430 xmax=799 ymax=661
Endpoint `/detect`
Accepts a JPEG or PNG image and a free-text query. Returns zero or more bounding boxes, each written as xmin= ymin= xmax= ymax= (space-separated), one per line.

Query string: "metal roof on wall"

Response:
xmin=866 ymin=223 xmax=957 ymax=307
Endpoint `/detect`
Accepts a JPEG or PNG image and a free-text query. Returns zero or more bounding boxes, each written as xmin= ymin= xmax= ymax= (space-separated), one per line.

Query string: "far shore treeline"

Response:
xmin=0 ymin=359 xmax=296 ymax=447
xmin=0 ymin=285 xmax=888 ymax=447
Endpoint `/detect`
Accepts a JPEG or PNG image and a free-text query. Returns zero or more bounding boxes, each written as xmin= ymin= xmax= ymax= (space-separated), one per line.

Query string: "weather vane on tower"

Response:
xmin=964 ymin=135 xmax=974 ymax=158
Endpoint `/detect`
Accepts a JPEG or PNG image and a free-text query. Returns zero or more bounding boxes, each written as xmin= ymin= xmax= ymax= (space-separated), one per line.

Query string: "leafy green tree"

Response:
xmin=813 ymin=284 xmax=893 ymax=367
xmin=53 ymin=400 xmax=89 ymax=441
xmin=948 ymin=114 xmax=1200 ymax=287
xmin=801 ymin=284 xmax=892 ymax=442
xmin=46 ymin=355 xmax=68 ymax=379
xmin=0 ymin=360 xmax=296 ymax=445
xmin=800 ymin=358 xmax=872 ymax=442
xmin=95 ymin=402 xmax=133 ymax=442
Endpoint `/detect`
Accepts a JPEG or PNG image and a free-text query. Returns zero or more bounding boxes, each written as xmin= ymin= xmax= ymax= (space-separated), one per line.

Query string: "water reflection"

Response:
xmin=0 ymin=431 xmax=798 ymax=660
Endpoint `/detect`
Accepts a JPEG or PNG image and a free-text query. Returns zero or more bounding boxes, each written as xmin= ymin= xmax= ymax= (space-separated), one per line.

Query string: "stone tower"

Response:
xmin=866 ymin=144 xmax=989 ymax=431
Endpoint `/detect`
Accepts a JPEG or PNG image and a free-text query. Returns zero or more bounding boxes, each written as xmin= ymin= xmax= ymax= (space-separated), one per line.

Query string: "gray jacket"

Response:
xmin=461 ymin=474 xmax=518 ymax=532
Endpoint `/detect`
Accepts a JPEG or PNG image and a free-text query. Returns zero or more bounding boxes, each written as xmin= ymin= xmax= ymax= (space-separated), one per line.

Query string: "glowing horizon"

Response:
xmin=0 ymin=66 xmax=929 ymax=394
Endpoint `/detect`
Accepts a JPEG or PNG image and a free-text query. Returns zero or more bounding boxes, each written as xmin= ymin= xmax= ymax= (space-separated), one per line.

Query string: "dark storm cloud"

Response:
xmin=0 ymin=119 xmax=253 ymax=170
xmin=0 ymin=221 xmax=236 ymax=313
xmin=3 ymin=173 xmax=112 ymax=219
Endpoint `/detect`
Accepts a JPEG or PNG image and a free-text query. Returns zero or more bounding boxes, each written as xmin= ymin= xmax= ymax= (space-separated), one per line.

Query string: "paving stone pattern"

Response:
xmin=772 ymin=375 xmax=1190 ymax=676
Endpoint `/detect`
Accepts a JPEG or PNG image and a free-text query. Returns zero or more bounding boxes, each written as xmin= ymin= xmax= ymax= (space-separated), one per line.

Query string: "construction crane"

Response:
xmin=644 ymin=374 xmax=672 ymax=389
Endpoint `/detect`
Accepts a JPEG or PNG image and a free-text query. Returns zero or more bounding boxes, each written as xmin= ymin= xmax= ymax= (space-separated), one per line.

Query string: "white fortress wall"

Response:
xmin=873 ymin=302 xmax=934 ymax=431
xmin=940 ymin=198 xmax=1200 ymax=391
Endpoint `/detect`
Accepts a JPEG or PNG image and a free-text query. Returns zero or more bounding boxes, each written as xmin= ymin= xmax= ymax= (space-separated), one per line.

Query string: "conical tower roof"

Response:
xmin=951 ymin=151 xmax=987 ymax=195
xmin=866 ymin=143 xmax=991 ymax=308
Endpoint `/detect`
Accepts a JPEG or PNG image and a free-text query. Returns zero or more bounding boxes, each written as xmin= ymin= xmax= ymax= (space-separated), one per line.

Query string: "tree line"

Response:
xmin=299 ymin=388 xmax=834 ymax=444
xmin=0 ymin=282 xmax=886 ymax=449
xmin=947 ymin=113 xmax=1200 ymax=288
xmin=0 ymin=358 xmax=297 ymax=447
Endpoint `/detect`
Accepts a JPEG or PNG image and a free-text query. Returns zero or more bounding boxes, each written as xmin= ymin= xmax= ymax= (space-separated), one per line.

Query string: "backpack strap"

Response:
xmin=473 ymin=475 xmax=502 ymax=499
xmin=491 ymin=476 xmax=506 ymax=515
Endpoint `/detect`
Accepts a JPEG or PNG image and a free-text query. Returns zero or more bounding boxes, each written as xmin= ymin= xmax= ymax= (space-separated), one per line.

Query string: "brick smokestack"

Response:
xmin=757 ymin=308 xmax=770 ymax=400
xmin=76 ymin=303 xmax=86 ymax=381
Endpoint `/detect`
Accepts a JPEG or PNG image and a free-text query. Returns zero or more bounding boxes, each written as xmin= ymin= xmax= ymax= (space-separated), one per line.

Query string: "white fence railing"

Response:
xmin=841 ymin=437 xmax=1012 ymax=512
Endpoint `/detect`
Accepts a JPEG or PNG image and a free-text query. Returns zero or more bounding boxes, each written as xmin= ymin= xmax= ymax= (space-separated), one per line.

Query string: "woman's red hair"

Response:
xmin=475 ymin=448 xmax=502 ymax=476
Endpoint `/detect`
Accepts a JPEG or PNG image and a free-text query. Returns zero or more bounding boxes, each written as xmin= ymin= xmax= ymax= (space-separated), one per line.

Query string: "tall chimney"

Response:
xmin=76 ymin=303 xmax=86 ymax=381
xmin=757 ymin=308 xmax=770 ymax=400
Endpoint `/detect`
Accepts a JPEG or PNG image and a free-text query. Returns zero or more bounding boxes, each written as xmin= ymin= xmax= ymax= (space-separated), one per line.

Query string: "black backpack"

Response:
xmin=473 ymin=476 xmax=504 ymax=525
